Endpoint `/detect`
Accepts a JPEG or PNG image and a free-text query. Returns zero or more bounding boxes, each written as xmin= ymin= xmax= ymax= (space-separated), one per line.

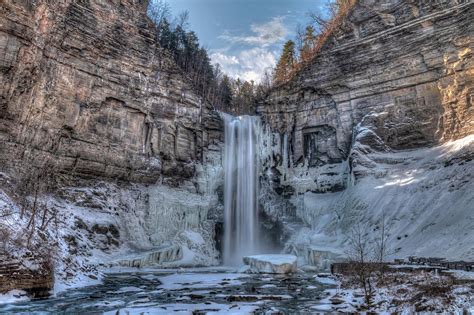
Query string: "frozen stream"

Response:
xmin=0 ymin=269 xmax=332 ymax=314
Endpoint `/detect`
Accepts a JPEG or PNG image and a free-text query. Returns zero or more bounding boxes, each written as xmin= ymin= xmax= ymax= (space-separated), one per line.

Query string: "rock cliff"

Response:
xmin=0 ymin=0 xmax=224 ymax=293
xmin=260 ymin=0 xmax=472 ymax=165
xmin=0 ymin=0 xmax=222 ymax=184
xmin=258 ymin=0 xmax=474 ymax=265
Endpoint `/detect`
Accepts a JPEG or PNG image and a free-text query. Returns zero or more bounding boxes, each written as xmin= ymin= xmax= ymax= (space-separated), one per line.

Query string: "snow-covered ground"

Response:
xmin=319 ymin=270 xmax=474 ymax=313
xmin=0 ymin=290 xmax=29 ymax=305
xmin=0 ymin=151 xmax=224 ymax=295
xmin=283 ymin=135 xmax=474 ymax=264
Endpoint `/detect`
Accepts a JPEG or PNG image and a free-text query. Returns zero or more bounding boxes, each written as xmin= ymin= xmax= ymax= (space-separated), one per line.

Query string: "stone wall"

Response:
xmin=259 ymin=0 xmax=473 ymax=169
xmin=0 ymin=0 xmax=223 ymax=185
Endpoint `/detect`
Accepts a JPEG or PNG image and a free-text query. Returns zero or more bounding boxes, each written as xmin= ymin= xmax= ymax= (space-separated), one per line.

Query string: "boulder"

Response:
xmin=114 ymin=245 xmax=183 ymax=268
xmin=243 ymin=255 xmax=297 ymax=274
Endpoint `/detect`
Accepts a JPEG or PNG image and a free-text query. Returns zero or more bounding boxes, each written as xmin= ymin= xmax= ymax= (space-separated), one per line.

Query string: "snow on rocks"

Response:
xmin=243 ymin=255 xmax=297 ymax=274
xmin=0 ymin=290 xmax=30 ymax=304
xmin=113 ymin=245 xmax=183 ymax=268
xmin=314 ymin=273 xmax=339 ymax=285
xmin=103 ymin=302 xmax=259 ymax=315
xmin=158 ymin=273 xmax=248 ymax=291
xmin=283 ymin=135 xmax=474 ymax=268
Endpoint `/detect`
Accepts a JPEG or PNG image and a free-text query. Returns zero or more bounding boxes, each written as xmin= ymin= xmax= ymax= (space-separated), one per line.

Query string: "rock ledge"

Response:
xmin=243 ymin=255 xmax=297 ymax=274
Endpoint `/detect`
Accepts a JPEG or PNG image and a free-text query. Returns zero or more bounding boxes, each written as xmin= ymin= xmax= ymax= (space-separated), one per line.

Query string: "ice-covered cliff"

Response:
xmin=258 ymin=0 xmax=474 ymax=267
xmin=0 ymin=0 xmax=224 ymax=293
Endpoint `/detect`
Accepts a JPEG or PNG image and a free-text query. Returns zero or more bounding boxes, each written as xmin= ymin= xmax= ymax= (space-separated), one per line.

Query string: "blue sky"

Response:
xmin=167 ymin=0 xmax=329 ymax=82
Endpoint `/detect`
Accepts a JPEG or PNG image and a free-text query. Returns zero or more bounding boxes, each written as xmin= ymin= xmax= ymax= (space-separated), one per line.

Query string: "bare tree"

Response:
xmin=375 ymin=211 xmax=391 ymax=283
xmin=147 ymin=0 xmax=171 ymax=29
xmin=295 ymin=23 xmax=306 ymax=57
xmin=17 ymin=149 xmax=60 ymax=248
xmin=346 ymin=222 xmax=375 ymax=307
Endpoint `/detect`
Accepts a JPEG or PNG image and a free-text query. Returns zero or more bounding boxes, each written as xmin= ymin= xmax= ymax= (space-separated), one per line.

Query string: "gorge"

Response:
xmin=0 ymin=0 xmax=473 ymax=313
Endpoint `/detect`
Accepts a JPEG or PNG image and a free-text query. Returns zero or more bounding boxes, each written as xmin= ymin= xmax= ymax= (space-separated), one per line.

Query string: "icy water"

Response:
xmin=0 ymin=269 xmax=332 ymax=314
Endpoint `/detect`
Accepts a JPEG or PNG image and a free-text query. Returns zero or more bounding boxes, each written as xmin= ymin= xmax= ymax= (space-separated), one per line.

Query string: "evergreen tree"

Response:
xmin=274 ymin=40 xmax=296 ymax=84
xmin=300 ymin=25 xmax=316 ymax=62
xmin=218 ymin=75 xmax=233 ymax=110
xmin=147 ymin=1 xmax=265 ymax=115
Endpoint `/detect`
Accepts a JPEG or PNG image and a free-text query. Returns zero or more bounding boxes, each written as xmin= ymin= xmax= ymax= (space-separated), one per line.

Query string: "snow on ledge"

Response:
xmin=243 ymin=255 xmax=298 ymax=274
xmin=0 ymin=290 xmax=30 ymax=305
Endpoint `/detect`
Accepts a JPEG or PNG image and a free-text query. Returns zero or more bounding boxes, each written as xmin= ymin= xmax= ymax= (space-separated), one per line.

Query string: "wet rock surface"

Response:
xmin=0 ymin=269 xmax=332 ymax=314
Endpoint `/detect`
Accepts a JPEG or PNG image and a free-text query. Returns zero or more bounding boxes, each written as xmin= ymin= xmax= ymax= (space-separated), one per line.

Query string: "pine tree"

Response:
xmin=300 ymin=25 xmax=316 ymax=62
xmin=274 ymin=40 xmax=296 ymax=84
xmin=218 ymin=75 xmax=233 ymax=110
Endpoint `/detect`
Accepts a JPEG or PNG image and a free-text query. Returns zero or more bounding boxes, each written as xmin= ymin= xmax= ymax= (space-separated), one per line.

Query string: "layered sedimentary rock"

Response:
xmin=0 ymin=0 xmax=222 ymax=184
xmin=258 ymin=0 xmax=474 ymax=265
xmin=0 ymin=253 xmax=53 ymax=297
xmin=0 ymin=0 xmax=224 ymax=293
xmin=259 ymin=0 xmax=473 ymax=173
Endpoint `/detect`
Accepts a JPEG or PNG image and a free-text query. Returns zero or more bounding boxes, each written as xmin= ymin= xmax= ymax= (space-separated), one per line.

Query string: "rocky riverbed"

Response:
xmin=0 ymin=268 xmax=334 ymax=314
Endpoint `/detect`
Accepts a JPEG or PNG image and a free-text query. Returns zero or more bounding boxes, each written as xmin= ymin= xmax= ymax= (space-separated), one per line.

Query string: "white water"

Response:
xmin=221 ymin=114 xmax=261 ymax=265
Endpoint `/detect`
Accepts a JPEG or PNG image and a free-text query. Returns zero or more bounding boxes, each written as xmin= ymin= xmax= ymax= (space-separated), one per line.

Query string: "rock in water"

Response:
xmin=243 ymin=255 xmax=297 ymax=274
xmin=113 ymin=245 xmax=183 ymax=268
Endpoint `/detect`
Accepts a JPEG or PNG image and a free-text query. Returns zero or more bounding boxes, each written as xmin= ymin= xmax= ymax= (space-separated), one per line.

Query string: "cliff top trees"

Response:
xmin=274 ymin=40 xmax=296 ymax=84
xmin=272 ymin=0 xmax=357 ymax=86
xmin=300 ymin=25 xmax=317 ymax=62
xmin=147 ymin=0 xmax=268 ymax=115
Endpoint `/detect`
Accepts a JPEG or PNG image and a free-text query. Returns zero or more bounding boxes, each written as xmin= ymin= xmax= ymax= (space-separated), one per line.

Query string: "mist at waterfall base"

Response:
xmin=221 ymin=114 xmax=267 ymax=266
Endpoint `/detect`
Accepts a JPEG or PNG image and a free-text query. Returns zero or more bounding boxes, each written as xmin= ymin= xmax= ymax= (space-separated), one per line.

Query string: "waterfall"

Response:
xmin=221 ymin=114 xmax=261 ymax=265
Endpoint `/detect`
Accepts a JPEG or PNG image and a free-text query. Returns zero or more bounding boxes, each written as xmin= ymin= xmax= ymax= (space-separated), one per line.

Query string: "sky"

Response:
xmin=167 ymin=0 xmax=330 ymax=82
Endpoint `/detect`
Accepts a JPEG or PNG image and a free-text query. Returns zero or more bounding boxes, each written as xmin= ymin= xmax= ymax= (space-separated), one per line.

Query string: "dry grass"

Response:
xmin=341 ymin=270 xmax=460 ymax=312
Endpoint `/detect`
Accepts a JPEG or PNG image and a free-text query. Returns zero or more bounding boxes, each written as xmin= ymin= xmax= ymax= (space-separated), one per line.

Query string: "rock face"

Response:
xmin=0 ymin=0 xmax=225 ymax=293
xmin=259 ymin=0 xmax=473 ymax=174
xmin=0 ymin=253 xmax=53 ymax=297
xmin=258 ymin=0 xmax=474 ymax=266
xmin=0 ymin=0 xmax=223 ymax=184
xmin=243 ymin=255 xmax=298 ymax=274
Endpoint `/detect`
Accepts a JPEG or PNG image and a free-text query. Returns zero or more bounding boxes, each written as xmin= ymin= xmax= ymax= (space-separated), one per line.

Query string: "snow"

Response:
xmin=315 ymin=271 xmax=474 ymax=313
xmin=158 ymin=273 xmax=248 ymax=290
xmin=282 ymin=135 xmax=474 ymax=265
xmin=243 ymin=255 xmax=298 ymax=274
xmin=444 ymin=270 xmax=474 ymax=280
xmin=103 ymin=303 xmax=259 ymax=315
xmin=117 ymin=286 xmax=143 ymax=293
xmin=0 ymin=290 xmax=30 ymax=305
xmin=314 ymin=274 xmax=339 ymax=285
xmin=311 ymin=304 xmax=333 ymax=311
xmin=1 ymin=158 xmax=223 ymax=295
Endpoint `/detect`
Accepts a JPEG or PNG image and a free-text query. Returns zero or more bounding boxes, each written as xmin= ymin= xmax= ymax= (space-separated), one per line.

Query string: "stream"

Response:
xmin=0 ymin=268 xmax=333 ymax=314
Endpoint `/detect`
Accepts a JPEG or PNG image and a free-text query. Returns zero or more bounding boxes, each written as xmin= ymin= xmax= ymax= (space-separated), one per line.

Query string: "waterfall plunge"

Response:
xmin=222 ymin=114 xmax=261 ymax=265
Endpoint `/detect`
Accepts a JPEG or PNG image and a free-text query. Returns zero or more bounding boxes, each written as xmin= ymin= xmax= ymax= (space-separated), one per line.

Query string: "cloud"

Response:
xmin=211 ymin=52 xmax=239 ymax=67
xmin=211 ymin=16 xmax=290 ymax=82
xmin=219 ymin=17 xmax=288 ymax=47
xmin=211 ymin=48 xmax=277 ymax=83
